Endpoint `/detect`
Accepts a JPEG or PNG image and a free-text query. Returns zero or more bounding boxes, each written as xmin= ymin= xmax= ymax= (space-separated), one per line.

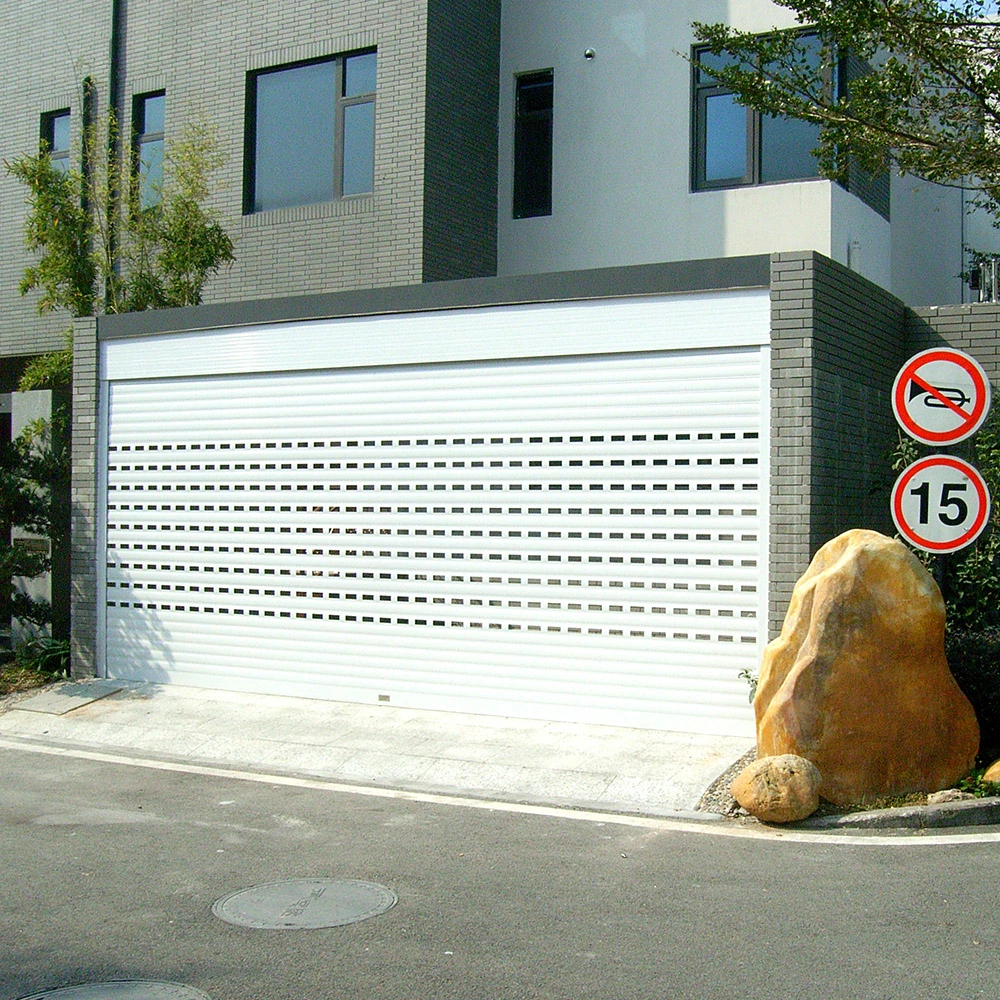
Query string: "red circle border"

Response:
xmin=892 ymin=349 xmax=990 ymax=446
xmin=891 ymin=455 xmax=991 ymax=552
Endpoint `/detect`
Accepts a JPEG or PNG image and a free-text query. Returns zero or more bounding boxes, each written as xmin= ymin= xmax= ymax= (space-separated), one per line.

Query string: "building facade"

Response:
xmin=2 ymin=1 xmax=999 ymax=736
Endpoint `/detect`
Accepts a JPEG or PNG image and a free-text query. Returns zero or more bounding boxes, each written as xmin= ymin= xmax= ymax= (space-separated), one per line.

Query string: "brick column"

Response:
xmin=70 ymin=316 xmax=99 ymax=676
xmin=769 ymin=252 xmax=906 ymax=637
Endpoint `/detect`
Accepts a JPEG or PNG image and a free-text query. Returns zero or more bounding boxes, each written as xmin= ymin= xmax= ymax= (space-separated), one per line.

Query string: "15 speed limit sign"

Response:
xmin=891 ymin=455 xmax=991 ymax=553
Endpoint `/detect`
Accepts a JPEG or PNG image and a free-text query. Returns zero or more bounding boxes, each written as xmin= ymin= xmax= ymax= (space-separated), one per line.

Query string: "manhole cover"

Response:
xmin=212 ymin=877 xmax=397 ymax=929
xmin=18 ymin=983 xmax=211 ymax=1000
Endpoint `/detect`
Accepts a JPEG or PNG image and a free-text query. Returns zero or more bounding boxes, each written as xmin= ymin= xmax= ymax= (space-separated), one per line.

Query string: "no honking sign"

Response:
xmin=892 ymin=348 xmax=991 ymax=446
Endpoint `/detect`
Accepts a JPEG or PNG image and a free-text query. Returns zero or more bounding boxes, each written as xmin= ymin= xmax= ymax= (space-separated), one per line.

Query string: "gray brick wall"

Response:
xmin=122 ymin=0 xmax=429 ymax=300
xmin=70 ymin=316 xmax=99 ymax=677
xmin=906 ymin=304 xmax=1000 ymax=383
xmin=3 ymin=0 xmax=503 ymax=376
xmin=422 ymin=0 xmax=501 ymax=281
xmin=769 ymin=252 xmax=907 ymax=636
xmin=0 ymin=3 xmax=111 ymax=361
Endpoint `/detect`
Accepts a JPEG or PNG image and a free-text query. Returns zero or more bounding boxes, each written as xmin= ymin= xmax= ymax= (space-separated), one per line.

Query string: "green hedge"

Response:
xmin=946 ymin=629 xmax=1000 ymax=764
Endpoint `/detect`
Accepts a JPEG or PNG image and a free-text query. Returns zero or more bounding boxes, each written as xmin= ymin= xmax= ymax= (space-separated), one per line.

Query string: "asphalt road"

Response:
xmin=2 ymin=744 xmax=999 ymax=1000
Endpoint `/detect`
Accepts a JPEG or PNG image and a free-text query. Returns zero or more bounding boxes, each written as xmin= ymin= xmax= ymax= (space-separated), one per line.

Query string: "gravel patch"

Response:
xmin=695 ymin=746 xmax=756 ymax=817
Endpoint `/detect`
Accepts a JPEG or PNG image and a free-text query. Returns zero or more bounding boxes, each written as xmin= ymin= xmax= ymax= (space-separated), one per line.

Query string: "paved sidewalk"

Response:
xmin=0 ymin=679 xmax=752 ymax=818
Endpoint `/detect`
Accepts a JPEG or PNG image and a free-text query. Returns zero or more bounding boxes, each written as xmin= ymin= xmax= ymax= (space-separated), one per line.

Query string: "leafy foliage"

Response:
xmin=957 ymin=763 xmax=1000 ymax=796
xmin=0 ymin=405 xmax=70 ymax=637
xmin=946 ymin=629 xmax=1000 ymax=760
xmin=692 ymin=1 xmax=1000 ymax=219
xmin=889 ymin=415 xmax=1000 ymax=628
xmin=18 ymin=331 xmax=74 ymax=391
xmin=4 ymin=111 xmax=234 ymax=325
xmin=890 ymin=412 xmax=1000 ymax=759
xmin=6 ymin=153 xmax=96 ymax=317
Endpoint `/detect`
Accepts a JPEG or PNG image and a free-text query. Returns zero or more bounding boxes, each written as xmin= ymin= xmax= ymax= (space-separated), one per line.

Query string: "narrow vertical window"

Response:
xmin=133 ymin=91 xmax=165 ymax=208
xmin=40 ymin=110 xmax=71 ymax=173
xmin=341 ymin=52 xmax=377 ymax=197
xmin=513 ymin=70 xmax=553 ymax=219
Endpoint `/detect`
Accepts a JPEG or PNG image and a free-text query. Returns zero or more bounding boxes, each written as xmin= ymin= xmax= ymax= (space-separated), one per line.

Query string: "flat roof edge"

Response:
xmin=97 ymin=255 xmax=771 ymax=340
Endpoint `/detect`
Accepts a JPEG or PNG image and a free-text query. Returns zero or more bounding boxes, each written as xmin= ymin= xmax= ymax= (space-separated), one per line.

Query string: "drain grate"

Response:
xmin=18 ymin=983 xmax=211 ymax=1000
xmin=212 ymin=877 xmax=397 ymax=929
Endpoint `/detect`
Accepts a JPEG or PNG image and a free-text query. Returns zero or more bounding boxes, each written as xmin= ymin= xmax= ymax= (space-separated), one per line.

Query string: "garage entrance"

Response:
xmin=100 ymin=292 xmax=769 ymax=735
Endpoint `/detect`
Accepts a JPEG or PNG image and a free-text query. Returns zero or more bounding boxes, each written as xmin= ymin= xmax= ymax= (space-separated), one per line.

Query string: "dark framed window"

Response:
xmin=40 ymin=109 xmax=71 ymax=173
xmin=244 ymin=50 xmax=376 ymax=215
xmin=132 ymin=91 xmax=165 ymax=209
xmin=691 ymin=38 xmax=823 ymax=191
xmin=513 ymin=69 xmax=553 ymax=219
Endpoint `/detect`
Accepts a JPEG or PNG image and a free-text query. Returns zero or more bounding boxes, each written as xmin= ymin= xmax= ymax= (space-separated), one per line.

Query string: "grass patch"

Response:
xmin=0 ymin=662 xmax=58 ymax=696
xmin=812 ymin=792 xmax=929 ymax=817
xmin=0 ymin=637 xmax=69 ymax=697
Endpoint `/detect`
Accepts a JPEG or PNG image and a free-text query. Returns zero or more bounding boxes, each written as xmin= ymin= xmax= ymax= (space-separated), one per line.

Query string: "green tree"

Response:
xmin=692 ymin=1 xmax=1000 ymax=218
xmin=5 ymin=106 xmax=235 ymax=336
xmin=2 ymin=98 xmax=234 ymax=652
xmin=0 ymin=408 xmax=70 ymax=644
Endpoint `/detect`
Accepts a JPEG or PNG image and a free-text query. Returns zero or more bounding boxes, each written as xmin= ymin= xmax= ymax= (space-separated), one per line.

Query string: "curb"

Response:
xmin=798 ymin=796 xmax=1000 ymax=830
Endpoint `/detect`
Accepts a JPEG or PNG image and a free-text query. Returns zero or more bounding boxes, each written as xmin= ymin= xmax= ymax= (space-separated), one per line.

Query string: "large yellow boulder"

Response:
xmin=756 ymin=529 xmax=978 ymax=806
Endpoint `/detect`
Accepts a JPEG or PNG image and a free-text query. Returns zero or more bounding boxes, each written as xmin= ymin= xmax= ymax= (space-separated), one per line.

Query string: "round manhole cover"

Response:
xmin=212 ymin=877 xmax=397 ymax=929
xmin=18 ymin=983 xmax=211 ymax=1000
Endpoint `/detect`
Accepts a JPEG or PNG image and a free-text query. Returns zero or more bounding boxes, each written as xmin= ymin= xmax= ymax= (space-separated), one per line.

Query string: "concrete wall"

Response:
xmin=495 ymin=1 xmax=895 ymax=288
xmin=496 ymin=0 xmax=843 ymax=278
xmin=494 ymin=0 xmax=974 ymax=308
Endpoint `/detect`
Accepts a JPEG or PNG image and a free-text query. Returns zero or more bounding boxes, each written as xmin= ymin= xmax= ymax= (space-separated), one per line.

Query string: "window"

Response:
xmin=133 ymin=91 xmax=165 ymax=209
xmin=692 ymin=38 xmax=823 ymax=191
xmin=40 ymin=109 xmax=71 ymax=173
xmin=244 ymin=50 xmax=376 ymax=214
xmin=513 ymin=70 xmax=553 ymax=219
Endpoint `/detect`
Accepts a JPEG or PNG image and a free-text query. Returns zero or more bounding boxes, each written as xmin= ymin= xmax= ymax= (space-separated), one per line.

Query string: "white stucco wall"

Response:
xmin=496 ymin=0 xmax=968 ymax=306
xmin=497 ymin=1 xmax=812 ymax=276
xmin=890 ymin=174 xmax=965 ymax=306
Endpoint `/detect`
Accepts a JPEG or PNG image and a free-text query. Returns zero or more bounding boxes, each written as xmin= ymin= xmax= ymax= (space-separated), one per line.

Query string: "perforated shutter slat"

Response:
xmin=103 ymin=349 xmax=766 ymax=736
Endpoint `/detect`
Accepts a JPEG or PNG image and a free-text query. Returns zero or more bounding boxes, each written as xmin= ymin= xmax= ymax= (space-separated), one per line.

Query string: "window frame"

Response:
xmin=243 ymin=49 xmax=376 ymax=216
xmin=131 ymin=90 xmax=165 ymax=210
xmin=512 ymin=68 xmax=554 ymax=220
xmin=40 ymin=108 xmax=71 ymax=172
xmin=690 ymin=33 xmax=826 ymax=193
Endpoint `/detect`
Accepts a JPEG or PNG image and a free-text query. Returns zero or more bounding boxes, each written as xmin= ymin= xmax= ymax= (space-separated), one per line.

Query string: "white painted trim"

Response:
xmin=95 ymin=381 xmax=110 ymax=679
xmin=101 ymin=290 xmax=771 ymax=381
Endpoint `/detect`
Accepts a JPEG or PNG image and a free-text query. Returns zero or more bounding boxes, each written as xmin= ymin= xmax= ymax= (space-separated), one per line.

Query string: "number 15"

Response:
xmin=910 ymin=481 xmax=969 ymax=526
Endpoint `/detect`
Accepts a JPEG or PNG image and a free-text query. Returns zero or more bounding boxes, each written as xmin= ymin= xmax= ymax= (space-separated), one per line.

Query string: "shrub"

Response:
xmin=945 ymin=628 xmax=1000 ymax=763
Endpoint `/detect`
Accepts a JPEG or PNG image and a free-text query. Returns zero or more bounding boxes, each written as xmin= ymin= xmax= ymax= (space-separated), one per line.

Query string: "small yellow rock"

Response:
xmin=731 ymin=754 xmax=821 ymax=823
xmin=983 ymin=759 xmax=1000 ymax=783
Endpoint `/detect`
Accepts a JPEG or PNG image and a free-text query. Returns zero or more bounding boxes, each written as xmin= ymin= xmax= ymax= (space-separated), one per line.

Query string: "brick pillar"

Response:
xmin=70 ymin=316 xmax=99 ymax=676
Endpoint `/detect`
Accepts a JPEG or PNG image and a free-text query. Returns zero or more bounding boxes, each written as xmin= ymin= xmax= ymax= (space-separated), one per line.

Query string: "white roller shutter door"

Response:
xmin=100 ymin=294 xmax=769 ymax=736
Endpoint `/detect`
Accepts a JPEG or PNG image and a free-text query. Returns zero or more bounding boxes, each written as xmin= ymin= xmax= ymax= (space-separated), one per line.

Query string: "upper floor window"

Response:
xmin=512 ymin=69 xmax=553 ymax=219
xmin=133 ymin=91 xmax=165 ymax=209
xmin=244 ymin=50 xmax=376 ymax=214
xmin=692 ymin=37 xmax=823 ymax=191
xmin=40 ymin=109 xmax=71 ymax=173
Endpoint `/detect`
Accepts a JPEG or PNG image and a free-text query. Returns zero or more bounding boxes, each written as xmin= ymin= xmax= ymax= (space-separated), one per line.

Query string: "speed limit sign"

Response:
xmin=891 ymin=455 xmax=991 ymax=553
